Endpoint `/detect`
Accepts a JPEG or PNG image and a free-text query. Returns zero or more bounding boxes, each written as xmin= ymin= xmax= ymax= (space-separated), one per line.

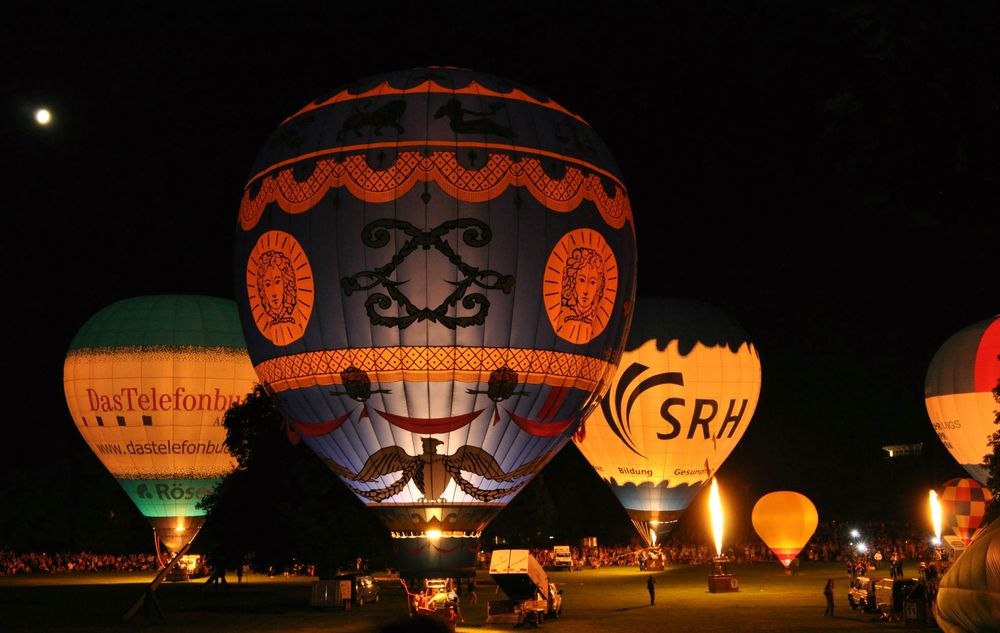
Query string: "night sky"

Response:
xmin=4 ymin=2 xmax=997 ymax=550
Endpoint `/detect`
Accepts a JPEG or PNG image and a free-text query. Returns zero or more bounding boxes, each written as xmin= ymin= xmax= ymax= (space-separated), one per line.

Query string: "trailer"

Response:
xmin=487 ymin=550 xmax=562 ymax=627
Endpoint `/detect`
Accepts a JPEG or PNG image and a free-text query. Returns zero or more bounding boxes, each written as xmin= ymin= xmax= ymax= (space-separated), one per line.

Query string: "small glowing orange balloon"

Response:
xmin=751 ymin=491 xmax=818 ymax=568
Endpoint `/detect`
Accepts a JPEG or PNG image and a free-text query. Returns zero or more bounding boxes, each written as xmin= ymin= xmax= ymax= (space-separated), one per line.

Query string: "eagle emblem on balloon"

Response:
xmin=324 ymin=439 xmax=551 ymax=503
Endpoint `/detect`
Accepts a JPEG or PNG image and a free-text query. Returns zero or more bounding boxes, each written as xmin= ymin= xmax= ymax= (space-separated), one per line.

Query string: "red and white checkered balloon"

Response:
xmin=939 ymin=477 xmax=993 ymax=545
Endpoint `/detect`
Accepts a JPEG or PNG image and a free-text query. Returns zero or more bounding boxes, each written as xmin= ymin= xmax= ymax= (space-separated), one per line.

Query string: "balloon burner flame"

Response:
xmin=709 ymin=478 xmax=724 ymax=557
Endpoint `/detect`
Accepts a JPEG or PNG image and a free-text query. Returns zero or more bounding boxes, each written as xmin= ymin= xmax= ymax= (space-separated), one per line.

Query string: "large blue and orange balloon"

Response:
xmin=925 ymin=315 xmax=999 ymax=484
xmin=62 ymin=295 xmax=258 ymax=553
xmin=574 ymin=297 xmax=761 ymax=544
xmin=233 ymin=68 xmax=637 ymax=575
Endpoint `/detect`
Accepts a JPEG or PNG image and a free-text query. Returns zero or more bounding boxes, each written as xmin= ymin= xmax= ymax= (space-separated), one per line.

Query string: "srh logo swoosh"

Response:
xmin=599 ymin=362 xmax=683 ymax=458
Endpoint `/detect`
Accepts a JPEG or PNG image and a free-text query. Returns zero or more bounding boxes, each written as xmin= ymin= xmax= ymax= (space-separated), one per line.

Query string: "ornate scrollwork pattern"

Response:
xmin=341 ymin=218 xmax=514 ymax=330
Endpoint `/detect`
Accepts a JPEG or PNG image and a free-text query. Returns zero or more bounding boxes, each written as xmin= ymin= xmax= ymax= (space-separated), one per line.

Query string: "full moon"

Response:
xmin=35 ymin=108 xmax=52 ymax=125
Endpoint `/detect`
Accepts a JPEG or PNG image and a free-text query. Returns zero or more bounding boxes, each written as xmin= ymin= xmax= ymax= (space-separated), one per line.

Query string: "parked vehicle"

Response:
xmin=848 ymin=576 xmax=881 ymax=612
xmin=874 ymin=577 xmax=919 ymax=621
xmin=310 ymin=573 xmax=380 ymax=607
xmin=552 ymin=545 xmax=575 ymax=571
xmin=488 ymin=549 xmax=563 ymax=627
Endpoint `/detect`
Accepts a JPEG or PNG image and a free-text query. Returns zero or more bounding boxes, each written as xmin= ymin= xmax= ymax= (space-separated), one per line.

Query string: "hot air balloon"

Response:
xmin=63 ymin=295 xmax=258 ymax=555
xmin=751 ymin=491 xmax=818 ymax=568
xmin=935 ymin=518 xmax=999 ymax=633
xmin=925 ymin=315 xmax=999 ymax=484
xmin=233 ymin=67 xmax=637 ymax=577
xmin=573 ymin=297 xmax=761 ymax=545
xmin=939 ymin=478 xmax=993 ymax=547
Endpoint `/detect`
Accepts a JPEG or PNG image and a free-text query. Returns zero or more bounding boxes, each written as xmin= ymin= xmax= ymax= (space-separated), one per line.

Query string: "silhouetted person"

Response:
xmin=466 ymin=578 xmax=478 ymax=605
xmin=204 ymin=555 xmax=229 ymax=592
xmin=647 ymin=575 xmax=656 ymax=605
xmin=824 ymin=579 xmax=835 ymax=617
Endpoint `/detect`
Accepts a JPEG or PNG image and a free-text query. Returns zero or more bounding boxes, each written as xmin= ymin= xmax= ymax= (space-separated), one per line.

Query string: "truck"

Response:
xmin=552 ymin=545 xmax=575 ymax=570
xmin=487 ymin=549 xmax=563 ymax=627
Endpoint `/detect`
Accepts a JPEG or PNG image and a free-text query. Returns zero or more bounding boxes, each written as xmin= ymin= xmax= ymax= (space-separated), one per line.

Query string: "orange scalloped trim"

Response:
xmin=255 ymin=345 xmax=611 ymax=394
xmin=239 ymin=150 xmax=632 ymax=231
xmin=286 ymin=79 xmax=587 ymax=125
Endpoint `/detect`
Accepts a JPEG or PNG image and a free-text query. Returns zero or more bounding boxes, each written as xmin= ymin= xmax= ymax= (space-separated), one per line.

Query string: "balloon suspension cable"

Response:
xmin=632 ymin=519 xmax=653 ymax=547
xmin=122 ymin=526 xmax=202 ymax=622
xmin=153 ymin=529 xmax=167 ymax=569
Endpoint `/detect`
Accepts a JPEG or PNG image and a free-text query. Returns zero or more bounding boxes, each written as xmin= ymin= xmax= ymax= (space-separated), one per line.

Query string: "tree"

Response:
xmin=981 ymin=370 xmax=1000 ymax=523
xmin=197 ymin=385 xmax=390 ymax=575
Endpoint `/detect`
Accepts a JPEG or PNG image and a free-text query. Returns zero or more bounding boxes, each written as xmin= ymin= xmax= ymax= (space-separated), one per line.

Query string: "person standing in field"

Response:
xmin=466 ymin=578 xmax=478 ymax=605
xmin=647 ymin=575 xmax=656 ymax=605
xmin=823 ymin=579 xmax=835 ymax=617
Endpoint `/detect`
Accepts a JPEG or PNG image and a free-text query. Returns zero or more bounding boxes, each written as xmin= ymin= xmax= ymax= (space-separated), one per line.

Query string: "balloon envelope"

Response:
xmin=935 ymin=518 xmax=999 ymax=633
xmin=751 ymin=491 xmax=818 ymax=568
xmin=573 ymin=297 xmax=760 ymax=544
xmin=63 ymin=295 xmax=258 ymax=552
xmin=233 ymin=68 xmax=637 ymax=575
xmin=925 ymin=315 xmax=999 ymax=484
xmin=939 ymin=478 xmax=993 ymax=546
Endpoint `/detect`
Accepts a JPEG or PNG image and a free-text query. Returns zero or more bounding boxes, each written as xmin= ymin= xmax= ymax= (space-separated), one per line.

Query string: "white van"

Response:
xmin=552 ymin=545 xmax=575 ymax=570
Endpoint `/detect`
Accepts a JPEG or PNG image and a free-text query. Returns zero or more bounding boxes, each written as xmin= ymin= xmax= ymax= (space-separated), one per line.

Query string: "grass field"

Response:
xmin=0 ymin=562 xmax=938 ymax=632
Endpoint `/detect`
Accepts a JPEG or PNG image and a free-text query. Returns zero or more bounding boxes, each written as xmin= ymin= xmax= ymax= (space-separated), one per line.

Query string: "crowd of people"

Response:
xmin=483 ymin=520 xmax=941 ymax=572
xmin=0 ymin=550 xmax=158 ymax=575
xmin=1 ymin=520 xmax=942 ymax=578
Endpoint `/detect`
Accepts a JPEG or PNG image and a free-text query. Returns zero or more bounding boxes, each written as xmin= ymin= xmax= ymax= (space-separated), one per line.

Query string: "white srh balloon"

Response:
xmin=574 ymin=297 xmax=761 ymax=545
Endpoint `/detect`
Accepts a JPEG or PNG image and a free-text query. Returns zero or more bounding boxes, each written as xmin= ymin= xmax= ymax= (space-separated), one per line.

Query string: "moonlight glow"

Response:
xmin=34 ymin=108 xmax=51 ymax=125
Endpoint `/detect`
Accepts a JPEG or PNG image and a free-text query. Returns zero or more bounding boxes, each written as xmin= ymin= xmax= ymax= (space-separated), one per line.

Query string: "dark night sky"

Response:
xmin=3 ymin=2 xmax=997 ymax=549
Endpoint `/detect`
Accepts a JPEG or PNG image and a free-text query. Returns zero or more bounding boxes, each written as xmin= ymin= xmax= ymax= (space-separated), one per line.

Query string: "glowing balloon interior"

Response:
xmin=234 ymin=67 xmax=637 ymax=575
xmin=751 ymin=491 xmax=818 ymax=568
xmin=63 ymin=295 xmax=258 ymax=552
xmin=938 ymin=477 xmax=993 ymax=546
xmin=925 ymin=315 xmax=999 ymax=484
xmin=574 ymin=297 xmax=760 ymax=545
xmin=935 ymin=519 xmax=1000 ymax=633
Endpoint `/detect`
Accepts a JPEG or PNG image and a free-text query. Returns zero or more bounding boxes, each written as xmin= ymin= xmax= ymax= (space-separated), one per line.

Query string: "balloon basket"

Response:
xmin=708 ymin=557 xmax=739 ymax=593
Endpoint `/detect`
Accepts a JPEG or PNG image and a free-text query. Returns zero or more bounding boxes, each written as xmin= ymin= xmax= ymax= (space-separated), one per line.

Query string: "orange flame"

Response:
xmin=710 ymin=478 xmax=724 ymax=557
xmin=929 ymin=490 xmax=942 ymax=542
